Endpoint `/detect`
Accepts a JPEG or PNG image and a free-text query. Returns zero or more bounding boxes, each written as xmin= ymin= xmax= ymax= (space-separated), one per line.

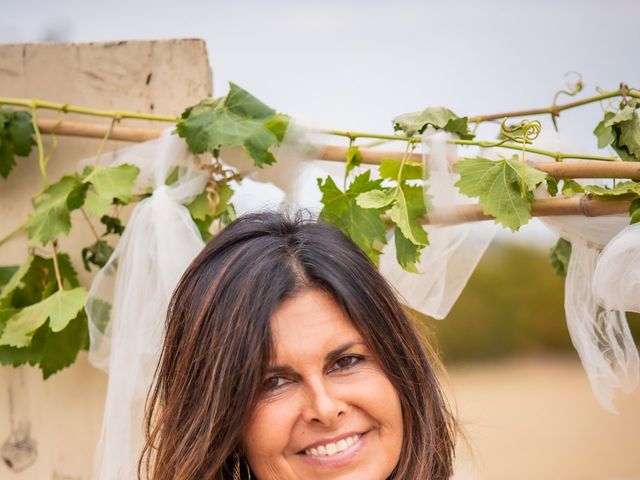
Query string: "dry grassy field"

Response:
xmin=446 ymin=355 xmax=640 ymax=480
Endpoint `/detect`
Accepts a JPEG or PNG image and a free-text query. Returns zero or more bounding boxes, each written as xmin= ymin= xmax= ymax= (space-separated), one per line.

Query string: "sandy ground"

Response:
xmin=445 ymin=355 xmax=640 ymax=480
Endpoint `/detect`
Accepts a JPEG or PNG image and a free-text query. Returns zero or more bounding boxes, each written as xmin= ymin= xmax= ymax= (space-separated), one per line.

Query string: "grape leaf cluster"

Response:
xmin=176 ymin=82 xmax=289 ymax=168
xmin=0 ymin=255 xmax=88 ymax=378
xmin=319 ymin=156 xmax=429 ymax=272
xmin=594 ymin=99 xmax=640 ymax=161
xmin=0 ymin=107 xmax=36 ymax=178
xmin=186 ymin=183 xmax=236 ymax=242
xmin=0 ymin=164 xmax=140 ymax=377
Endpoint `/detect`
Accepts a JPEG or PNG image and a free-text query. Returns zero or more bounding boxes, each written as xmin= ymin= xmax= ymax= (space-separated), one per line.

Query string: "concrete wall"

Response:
xmin=0 ymin=39 xmax=212 ymax=480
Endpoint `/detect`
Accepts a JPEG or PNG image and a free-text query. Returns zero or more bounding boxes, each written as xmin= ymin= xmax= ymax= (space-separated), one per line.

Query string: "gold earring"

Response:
xmin=233 ymin=452 xmax=251 ymax=480
xmin=233 ymin=452 xmax=241 ymax=480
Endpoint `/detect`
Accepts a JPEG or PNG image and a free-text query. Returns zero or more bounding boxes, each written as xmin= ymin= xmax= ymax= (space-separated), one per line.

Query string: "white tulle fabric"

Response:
xmin=381 ymin=131 xmax=496 ymax=319
xmin=542 ymin=215 xmax=639 ymax=412
xmin=84 ymin=129 xmax=207 ymax=479
xmin=529 ymin=133 xmax=640 ymax=412
xmin=218 ymin=121 xmax=312 ymax=207
xmin=593 ymin=222 xmax=640 ymax=313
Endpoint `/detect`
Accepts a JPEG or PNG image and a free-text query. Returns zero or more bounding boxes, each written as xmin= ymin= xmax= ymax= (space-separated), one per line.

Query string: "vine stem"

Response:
xmin=0 ymin=97 xmax=178 ymax=123
xmin=80 ymin=208 xmax=101 ymax=242
xmin=2 ymin=86 xmax=638 ymax=134
xmin=94 ymin=117 xmax=117 ymax=166
xmin=4 ymin=91 xmax=634 ymax=164
xmin=30 ymin=107 xmax=47 ymax=184
xmin=452 ymin=139 xmax=619 ymax=162
xmin=0 ymin=221 xmax=26 ymax=248
xmin=34 ymin=117 xmax=622 ymax=164
xmin=50 ymin=241 xmax=63 ymax=292
xmin=468 ymin=87 xmax=640 ymax=123
xmin=324 ymin=130 xmax=619 ymax=162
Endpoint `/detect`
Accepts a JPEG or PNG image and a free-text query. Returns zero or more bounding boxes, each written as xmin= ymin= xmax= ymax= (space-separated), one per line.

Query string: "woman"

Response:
xmin=140 ymin=211 xmax=456 ymax=479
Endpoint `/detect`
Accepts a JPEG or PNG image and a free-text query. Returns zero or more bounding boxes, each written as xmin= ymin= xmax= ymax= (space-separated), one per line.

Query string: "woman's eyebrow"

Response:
xmin=324 ymin=341 xmax=366 ymax=362
xmin=266 ymin=341 xmax=366 ymax=373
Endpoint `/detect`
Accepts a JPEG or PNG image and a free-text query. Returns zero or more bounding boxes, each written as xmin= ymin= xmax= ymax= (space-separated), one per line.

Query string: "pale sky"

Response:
xmin=2 ymin=0 xmax=639 ymax=244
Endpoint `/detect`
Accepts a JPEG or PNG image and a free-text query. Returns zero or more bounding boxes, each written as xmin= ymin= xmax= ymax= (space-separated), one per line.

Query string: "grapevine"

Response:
xmin=1 ymin=80 xmax=639 ymax=376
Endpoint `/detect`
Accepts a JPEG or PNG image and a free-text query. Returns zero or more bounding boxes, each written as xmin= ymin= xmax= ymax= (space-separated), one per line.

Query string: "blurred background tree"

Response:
xmin=417 ymin=242 xmax=640 ymax=363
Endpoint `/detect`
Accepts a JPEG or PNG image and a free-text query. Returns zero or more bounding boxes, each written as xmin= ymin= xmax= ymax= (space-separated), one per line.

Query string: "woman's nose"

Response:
xmin=301 ymin=378 xmax=346 ymax=426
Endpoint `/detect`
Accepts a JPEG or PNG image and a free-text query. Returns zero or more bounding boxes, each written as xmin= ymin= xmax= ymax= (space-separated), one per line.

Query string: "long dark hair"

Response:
xmin=140 ymin=210 xmax=456 ymax=479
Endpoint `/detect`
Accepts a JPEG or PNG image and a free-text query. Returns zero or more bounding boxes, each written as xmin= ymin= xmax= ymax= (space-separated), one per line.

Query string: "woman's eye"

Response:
xmin=333 ymin=355 xmax=362 ymax=371
xmin=263 ymin=376 xmax=289 ymax=391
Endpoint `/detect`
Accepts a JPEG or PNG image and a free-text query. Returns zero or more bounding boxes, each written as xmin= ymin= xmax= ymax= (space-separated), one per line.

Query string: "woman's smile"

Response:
xmin=298 ymin=431 xmax=368 ymax=468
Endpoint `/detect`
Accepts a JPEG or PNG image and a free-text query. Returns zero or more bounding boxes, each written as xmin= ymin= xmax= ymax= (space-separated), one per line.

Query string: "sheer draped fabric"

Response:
xmin=84 ymin=130 xmax=207 ymax=479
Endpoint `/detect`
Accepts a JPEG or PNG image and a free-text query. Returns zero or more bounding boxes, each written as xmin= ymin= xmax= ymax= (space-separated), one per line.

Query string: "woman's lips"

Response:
xmin=304 ymin=433 xmax=362 ymax=456
xmin=297 ymin=431 xmax=368 ymax=468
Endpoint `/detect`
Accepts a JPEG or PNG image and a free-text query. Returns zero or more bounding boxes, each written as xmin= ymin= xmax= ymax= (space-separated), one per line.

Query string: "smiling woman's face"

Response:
xmin=241 ymin=288 xmax=404 ymax=480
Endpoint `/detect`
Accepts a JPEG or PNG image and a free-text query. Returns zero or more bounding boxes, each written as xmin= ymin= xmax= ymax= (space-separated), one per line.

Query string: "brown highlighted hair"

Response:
xmin=140 ymin=210 xmax=456 ymax=479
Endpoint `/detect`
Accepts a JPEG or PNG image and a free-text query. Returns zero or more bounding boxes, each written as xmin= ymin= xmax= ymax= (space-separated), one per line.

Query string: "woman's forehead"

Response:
xmin=269 ymin=288 xmax=365 ymax=363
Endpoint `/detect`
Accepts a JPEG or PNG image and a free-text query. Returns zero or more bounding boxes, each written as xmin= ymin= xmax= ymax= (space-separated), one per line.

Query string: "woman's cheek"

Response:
xmin=244 ymin=394 xmax=298 ymax=462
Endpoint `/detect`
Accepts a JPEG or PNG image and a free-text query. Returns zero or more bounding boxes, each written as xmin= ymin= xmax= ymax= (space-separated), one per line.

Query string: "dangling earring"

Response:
xmin=233 ymin=452 xmax=241 ymax=480
xmin=233 ymin=452 xmax=252 ymax=480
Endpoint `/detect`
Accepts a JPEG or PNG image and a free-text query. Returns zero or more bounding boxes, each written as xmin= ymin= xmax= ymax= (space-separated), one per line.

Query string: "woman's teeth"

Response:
xmin=304 ymin=434 xmax=361 ymax=457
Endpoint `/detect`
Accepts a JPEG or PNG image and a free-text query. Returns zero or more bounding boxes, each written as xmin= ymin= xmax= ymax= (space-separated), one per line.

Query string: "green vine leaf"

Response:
xmin=39 ymin=311 xmax=89 ymax=378
xmin=176 ymin=82 xmax=289 ymax=168
xmin=629 ymin=198 xmax=640 ymax=224
xmin=101 ymin=215 xmax=124 ymax=236
xmin=0 ymin=108 xmax=36 ymax=179
xmin=0 ymin=311 xmax=88 ymax=378
xmin=263 ymin=114 xmax=290 ymax=142
xmin=0 ymin=287 xmax=87 ymax=348
xmin=379 ymin=158 xmax=423 ymax=181
xmin=187 ymin=183 xmax=236 ymax=241
xmin=454 ymin=156 xmax=547 ymax=231
xmin=594 ymin=112 xmax=616 ymax=148
xmin=25 ymin=175 xmax=83 ymax=245
xmin=318 ymin=172 xmax=387 ymax=264
xmin=356 ymin=157 xmax=429 ymax=271
xmin=356 ymin=187 xmax=396 ymax=209
xmin=83 ymin=164 xmax=140 ymax=217
xmin=186 ymin=191 xmax=211 ymax=221
xmin=618 ymin=112 xmax=640 ymax=159
xmin=0 ymin=267 xmax=18 ymax=291
xmin=392 ymin=106 xmax=475 ymax=140
xmin=212 ymin=183 xmax=236 ymax=222
xmin=594 ymin=100 xmax=640 ymax=161
xmin=545 ymin=177 xmax=559 ymax=197
xmin=356 ymin=170 xmax=429 ymax=271
xmin=0 ymin=307 xmax=43 ymax=368
xmin=0 ymin=313 xmax=42 ymax=368
xmin=549 ymin=238 xmax=572 ymax=278
xmin=389 ymin=183 xmax=428 ymax=247
xmin=345 ymin=145 xmax=362 ymax=178
xmin=11 ymin=254 xmax=79 ymax=308
xmin=0 ymin=257 xmax=33 ymax=301
xmin=583 ymin=181 xmax=640 ymax=196
xmin=81 ymin=240 xmax=114 ymax=271
xmin=561 ymin=179 xmax=584 ymax=197
xmin=394 ymin=227 xmax=420 ymax=273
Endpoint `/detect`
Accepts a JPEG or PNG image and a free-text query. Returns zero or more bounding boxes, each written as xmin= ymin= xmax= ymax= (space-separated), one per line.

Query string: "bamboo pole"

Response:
xmin=426 ymin=196 xmax=632 ymax=226
xmin=35 ymin=118 xmax=640 ymax=181
xmin=19 ymin=118 xmax=634 ymax=227
xmin=318 ymin=145 xmax=640 ymax=180
xmin=37 ymin=118 xmax=161 ymax=142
